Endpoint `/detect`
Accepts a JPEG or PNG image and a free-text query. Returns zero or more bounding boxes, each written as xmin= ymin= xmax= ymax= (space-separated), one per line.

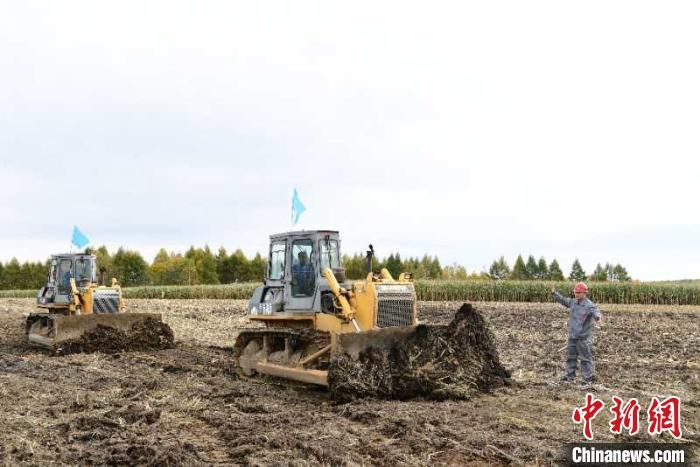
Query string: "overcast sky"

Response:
xmin=1 ymin=1 xmax=699 ymax=280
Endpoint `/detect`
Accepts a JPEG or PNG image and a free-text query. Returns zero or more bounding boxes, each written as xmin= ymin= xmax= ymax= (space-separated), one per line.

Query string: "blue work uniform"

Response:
xmin=61 ymin=271 xmax=72 ymax=294
xmin=553 ymin=291 xmax=602 ymax=382
xmin=292 ymin=262 xmax=314 ymax=296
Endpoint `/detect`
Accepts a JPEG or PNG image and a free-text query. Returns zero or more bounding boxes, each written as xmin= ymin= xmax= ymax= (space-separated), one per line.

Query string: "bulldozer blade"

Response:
xmin=332 ymin=326 xmax=418 ymax=360
xmin=26 ymin=313 xmax=172 ymax=353
xmin=233 ymin=328 xmax=333 ymax=386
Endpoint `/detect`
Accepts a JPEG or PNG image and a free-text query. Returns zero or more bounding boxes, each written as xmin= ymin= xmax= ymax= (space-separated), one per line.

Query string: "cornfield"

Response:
xmin=0 ymin=289 xmax=37 ymax=299
xmin=3 ymin=281 xmax=700 ymax=305
xmin=414 ymin=281 xmax=700 ymax=305
xmin=122 ymin=284 xmax=259 ymax=300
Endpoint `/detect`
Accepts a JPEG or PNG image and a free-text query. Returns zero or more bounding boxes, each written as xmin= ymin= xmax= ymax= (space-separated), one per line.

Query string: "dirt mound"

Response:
xmin=56 ymin=318 xmax=175 ymax=355
xmin=128 ymin=318 xmax=176 ymax=351
xmin=329 ymin=303 xmax=510 ymax=402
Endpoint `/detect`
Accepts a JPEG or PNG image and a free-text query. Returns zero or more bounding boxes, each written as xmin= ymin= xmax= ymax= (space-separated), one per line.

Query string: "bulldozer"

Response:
xmin=234 ymin=230 xmax=510 ymax=401
xmin=235 ymin=230 xmax=418 ymax=387
xmin=26 ymin=253 xmax=171 ymax=352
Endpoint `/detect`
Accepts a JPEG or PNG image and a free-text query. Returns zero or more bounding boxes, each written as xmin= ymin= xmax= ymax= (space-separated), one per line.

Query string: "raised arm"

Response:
xmin=551 ymin=288 xmax=572 ymax=308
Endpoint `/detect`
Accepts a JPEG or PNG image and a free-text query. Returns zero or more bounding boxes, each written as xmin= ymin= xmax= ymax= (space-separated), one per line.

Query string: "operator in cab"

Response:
xmin=292 ymin=250 xmax=315 ymax=296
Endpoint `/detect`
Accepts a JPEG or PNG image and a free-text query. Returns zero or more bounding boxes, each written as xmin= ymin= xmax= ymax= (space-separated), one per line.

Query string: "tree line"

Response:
xmin=0 ymin=259 xmax=49 ymax=290
xmin=343 ymin=252 xmax=493 ymax=280
xmin=343 ymin=253 xmax=448 ymax=280
xmin=0 ymin=246 xmax=267 ymax=289
xmin=488 ymin=255 xmax=631 ymax=282
xmin=91 ymin=246 xmax=267 ymax=287
xmin=0 ymin=249 xmax=461 ymax=289
xmin=0 ymin=247 xmax=632 ymax=290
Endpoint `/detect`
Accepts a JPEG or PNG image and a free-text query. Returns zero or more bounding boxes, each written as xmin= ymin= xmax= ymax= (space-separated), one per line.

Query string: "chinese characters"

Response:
xmin=572 ymin=394 xmax=681 ymax=440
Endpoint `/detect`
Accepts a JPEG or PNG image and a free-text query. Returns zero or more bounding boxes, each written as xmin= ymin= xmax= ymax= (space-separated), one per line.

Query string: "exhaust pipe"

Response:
xmin=365 ymin=244 xmax=374 ymax=274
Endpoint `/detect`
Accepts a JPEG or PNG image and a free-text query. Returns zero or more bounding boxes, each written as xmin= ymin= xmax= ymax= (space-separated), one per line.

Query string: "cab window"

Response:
xmin=269 ymin=241 xmax=286 ymax=280
xmin=320 ymin=239 xmax=341 ymax=270
xmin=57 ymin=259 xmax=73 ymax=293
xmin=291 ymin=239 xmax=315 ymax=297
xmin=48 ymin=261 xmax=57 ymax=284
xmin=75 ymin=258 xmax=94 ymax=285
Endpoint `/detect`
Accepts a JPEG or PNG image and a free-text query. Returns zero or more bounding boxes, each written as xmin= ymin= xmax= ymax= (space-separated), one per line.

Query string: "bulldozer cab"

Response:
xmin=39 ymin=254 xmax=97 ymax=307
xmin=256 ymin=230 xmax=344 ymax=313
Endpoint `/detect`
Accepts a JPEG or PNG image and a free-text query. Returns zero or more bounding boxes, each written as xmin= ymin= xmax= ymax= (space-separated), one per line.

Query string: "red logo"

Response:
xmin=572 ymin=393 xmax=605 ymax=440
xmin=647 ymin=396 xmax=682 ymax=439
xmin=609 ymin=396 xmax=640 ymax=435
xmin=572 ymin=395 xmax=683 ymax=440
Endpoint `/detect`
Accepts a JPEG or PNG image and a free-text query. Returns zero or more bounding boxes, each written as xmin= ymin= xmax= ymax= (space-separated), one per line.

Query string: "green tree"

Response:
xmin=385 ymin=253 xmax=403 ymax=279
xmin=373 ymin=257 xmax=387 ymax=276
xmin=569 ymin=258 xmax=586 ymax=282
xmin=547 ymin=259 xmax=565 ymax=281
xmin=469 ymin=271 xmax=492 ymax=280
xmin=218 ymin=251 xmax=236 ymax=284
xmin=93 ymin=246 xmax=114 ymax=284
xmin=20 ymin=261 xmax=46 ymax=289
xmin=18 ymin=262 xmax=32 ymax=289
xmin=342 ymin=253 xmax=366 ymax=280
xmin=403 ymin=257 xmax=422 ymax=278
xmin=0 ymin=261 xmax=4 ymax=289
xmin=37 ymin=260 xmax=51 ymax=288
xmin=225 ymin=249 xmax=251 ymax=282
xmin=179 ymin=256 xmax=198 ymax=285
xmin=249 ymin=253 xmax=266 ymax=282
xmin=3 ymin=258 xmax=22 ymax=289
xmin=150 ymin=249 xmax=178 ymax=285
xmin=536 ymin=257 xmax=548 ymax=280
xmin=612 ymin=264 xmax=631 ymax=282
xmin=184 ymin=247 xmax=208 ymax=285
xmin=419 ymin=255 xmax=433 ymax=279
xmin=216 ymin=247 xmax=228 ymax=283
xmin=590 ymin=263 xmax=607 ymax=281
xmin=604 ymin=263 xmax=614 ymax=281
xmin=197 ymin=246 xmax=220 ymax=284
xmin=511 ymin=255 xmax=528 ymax=280
xmin=525 ymin=255 xmax=538 ymax=280
xmin=429 ymin=257 xmax=442 ymax=279
xmin=489 ymin=256 xmax=510 ymax=280
xmin=442 ymin=263 xmax=468 ymax=280
xmin=112 ymin=248 xmax=150 ymax=286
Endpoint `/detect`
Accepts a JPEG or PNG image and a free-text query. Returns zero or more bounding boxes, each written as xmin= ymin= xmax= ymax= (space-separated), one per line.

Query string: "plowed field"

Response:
xmin=1 ymin=299 xmax=697 ymax=465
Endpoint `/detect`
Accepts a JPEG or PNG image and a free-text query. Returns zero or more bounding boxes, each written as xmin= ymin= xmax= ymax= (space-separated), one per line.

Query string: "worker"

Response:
xmin=551 ymin=282 xmax=602 ymax=387
xmin=63 ymin=270 xmax=72 ymax=291
xmin=292 ymin=250 xmax=314 ymax=296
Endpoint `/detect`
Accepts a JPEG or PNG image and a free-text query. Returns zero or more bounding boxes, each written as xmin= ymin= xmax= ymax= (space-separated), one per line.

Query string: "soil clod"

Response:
xmin=56 ymin=318 xmax=175 ymax=355
xmin=329 ymin=303 xmax=511 ymax=402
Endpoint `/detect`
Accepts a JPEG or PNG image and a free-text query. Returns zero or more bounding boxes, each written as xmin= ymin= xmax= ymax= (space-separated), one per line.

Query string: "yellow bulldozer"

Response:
xmin=26 ymin=253 xmax=171 ymax=352
xmin=234 ymin=230 xmax=510 ymax=401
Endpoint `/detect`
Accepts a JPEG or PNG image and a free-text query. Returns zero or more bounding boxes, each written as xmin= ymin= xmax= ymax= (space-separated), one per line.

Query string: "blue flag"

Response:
xmin=291 ymin=188 xmax=306 ymax=225
xmin=71 ymin=226 xmax=90 ymax=249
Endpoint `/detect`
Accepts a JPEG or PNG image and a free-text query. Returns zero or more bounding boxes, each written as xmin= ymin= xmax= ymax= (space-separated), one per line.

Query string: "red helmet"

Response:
xmin=574 ymin=282 xmax=588 ymax=294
